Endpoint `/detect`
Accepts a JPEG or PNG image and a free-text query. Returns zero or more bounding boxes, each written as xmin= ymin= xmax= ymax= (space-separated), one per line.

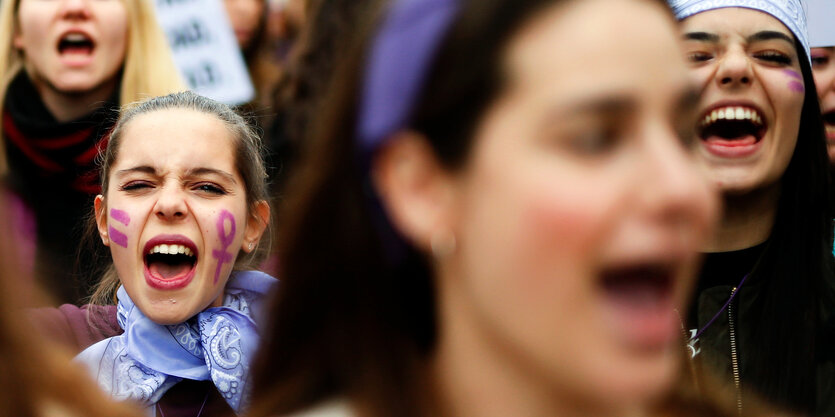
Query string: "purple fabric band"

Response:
xmin=357 ymin=0 xmax=460 ymax=153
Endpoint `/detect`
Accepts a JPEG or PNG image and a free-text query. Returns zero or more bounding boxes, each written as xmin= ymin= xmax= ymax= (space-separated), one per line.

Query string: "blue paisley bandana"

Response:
xmin=668 ymin=0 xmax=810 ymax=64
xmin=75 ymin=271 xmax=277 ymax=414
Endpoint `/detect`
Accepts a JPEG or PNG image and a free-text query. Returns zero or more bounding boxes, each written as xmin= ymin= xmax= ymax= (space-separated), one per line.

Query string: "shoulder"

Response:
xmin=27 ymin=304 xmax=121 ymax=354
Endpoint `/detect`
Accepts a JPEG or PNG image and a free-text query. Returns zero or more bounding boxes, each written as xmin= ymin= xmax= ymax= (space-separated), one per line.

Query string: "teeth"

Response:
xmin=701 ymin=106 xmax=764 ymax=128
xmin=147 ymin=244 xmax=195 ymax=257
xmin=63 ymin=33 xmax=88 ymax=42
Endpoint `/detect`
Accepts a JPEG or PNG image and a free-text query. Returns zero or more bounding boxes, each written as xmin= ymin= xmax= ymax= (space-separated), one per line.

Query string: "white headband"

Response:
xmin=668 ymin=0 xmax=810 ymax=64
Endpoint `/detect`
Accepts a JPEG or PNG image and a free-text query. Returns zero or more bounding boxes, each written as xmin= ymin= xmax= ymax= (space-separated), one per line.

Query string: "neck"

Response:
xmin=428 ymin=266 xmax=647 ymax=417
xmin=28 ymin=72 xmax=118 ymax=123
xmin=704 ymin=183 xmax=780 ymax=253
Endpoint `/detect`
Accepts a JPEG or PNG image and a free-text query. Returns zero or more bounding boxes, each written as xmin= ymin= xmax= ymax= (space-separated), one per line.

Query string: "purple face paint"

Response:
xmin=788 ymin=81 xmax=805 ymax=92
xmin=109 ymin=226 xmax=128 ymax=248
xmin=783 ymin=69 xmax=805 ymax=93
xmin=783 ymin=69 xmax=802 ymax=80
xmin=212 ymin=210 xmax=236 ymax=284
xmin=110 ymin=208 xmax=130 ymax=226
xmin=108 ymin=209 xmax=130 ymax=248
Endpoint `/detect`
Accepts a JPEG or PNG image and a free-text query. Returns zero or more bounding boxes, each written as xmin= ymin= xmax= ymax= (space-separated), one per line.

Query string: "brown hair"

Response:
xmin=89 ymin=91 xmax=271 ymax=305
xmin=248 ymin=0 xmax=778 ymax=416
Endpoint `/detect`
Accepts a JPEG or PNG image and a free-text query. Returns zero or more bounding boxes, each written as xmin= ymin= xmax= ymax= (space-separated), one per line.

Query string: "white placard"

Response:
xmin=807 ymin=0 xmax=835 ymax=47
xmin=154 ymin=0 xmax=255 ymax=105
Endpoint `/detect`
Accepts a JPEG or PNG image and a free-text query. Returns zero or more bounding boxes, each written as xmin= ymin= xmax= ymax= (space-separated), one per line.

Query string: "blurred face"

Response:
xmin=811 ymin=47 xmax=835 ymax=162
xmin=13 ymin=0 xmax=127 ymax=94
xmin=96 ymin=109 xmax=259 ymax=325
xmin=680 ymin=8 xmax=804 ymax=193
xmin=439 ymin=0 xmax=717 ymax=412
xmin=225 ymin=0 xmax=264 ymax=50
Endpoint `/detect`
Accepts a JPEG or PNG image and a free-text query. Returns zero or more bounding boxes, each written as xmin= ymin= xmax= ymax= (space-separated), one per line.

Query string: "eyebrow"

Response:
xmin=683 ymin=31 xmax=720 ymax=43
xmin=115 ymin=166 xmax=156 ymax=177
xmin=185 ymin=167 xmax=237 ymax=184
xmin=747 ymin=30 xmax=794 ymax=45
xmin=564 ymin=94 xmax=635 ymax=117
xmin=114 ymin=166 xmax=237 ymax=184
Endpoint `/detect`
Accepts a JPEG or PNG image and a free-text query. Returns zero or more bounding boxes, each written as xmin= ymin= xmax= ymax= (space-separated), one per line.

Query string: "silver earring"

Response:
xmin=248 ymin=242 xmax=254 ymax=251
xmin=430 ymin=230 xmax=456 ymax=258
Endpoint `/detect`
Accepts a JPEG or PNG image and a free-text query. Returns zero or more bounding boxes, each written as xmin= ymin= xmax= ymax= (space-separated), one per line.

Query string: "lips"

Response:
xmin=823 ymin=110 xmax=835 ymax=142
xmin=698 ymin=104 xmax=768 ymax=158
xmin=142 ymin=235 xmax=199 ymax=290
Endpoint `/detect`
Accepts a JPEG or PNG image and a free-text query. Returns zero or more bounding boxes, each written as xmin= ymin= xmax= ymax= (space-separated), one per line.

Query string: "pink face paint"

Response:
xmin=109 ymin=226 xmax=128 ymax=248
xmin=211 ymin=210 xmax=236 ymax=284
xmin=783 ymin=69 xmax=805 ymax=92
xmin=108 ymin=209 xmax=130 ymax=248
xmin=110 ymin=208 xmax=130 ymax=226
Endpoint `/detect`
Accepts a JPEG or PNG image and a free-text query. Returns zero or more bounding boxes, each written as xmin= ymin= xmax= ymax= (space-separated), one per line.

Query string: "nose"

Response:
xmin=153 ymin=184 xmax=189 ymax=222
xmin=715 ymin=46 xmax=753 ymax=89
xmin=639 ymin=123 xmax=718 ymax=239
xmin=59 ymin=0 xmax=91 ymax=19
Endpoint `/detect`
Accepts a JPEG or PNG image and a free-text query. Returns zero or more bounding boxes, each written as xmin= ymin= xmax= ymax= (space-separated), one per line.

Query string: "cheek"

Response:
xmin=108 ymin=208 xmax=133 ymax=249
xmin=782 ymin=69 xmax=805 ymax=93
xmin=210 ymin=209 xmax=237 ymax=285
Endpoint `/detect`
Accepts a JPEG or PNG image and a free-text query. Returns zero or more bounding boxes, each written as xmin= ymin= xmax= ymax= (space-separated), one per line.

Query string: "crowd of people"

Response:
xmin=2 ymin=0 xmax=835 ymax=416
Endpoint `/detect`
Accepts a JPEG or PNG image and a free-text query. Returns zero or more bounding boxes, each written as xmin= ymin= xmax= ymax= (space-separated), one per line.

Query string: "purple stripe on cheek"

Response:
xmin=109 ymin=226 xmax=128 ymax=248
xmin=110 ymin=209 xmax=130 ymax=226
xmin=789 ymin=81 xmax=805 ymax=92
xmin=783 ymin=69 xmax=802 ymax=80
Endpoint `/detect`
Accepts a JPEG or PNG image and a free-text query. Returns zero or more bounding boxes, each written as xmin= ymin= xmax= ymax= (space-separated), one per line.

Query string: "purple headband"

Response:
xmin=356 ymin=0 xmax=461 ymax=154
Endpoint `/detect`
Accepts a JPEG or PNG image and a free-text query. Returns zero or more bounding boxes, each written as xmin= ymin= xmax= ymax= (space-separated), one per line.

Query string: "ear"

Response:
xmin=371 ymin=131 xmax=457 ymax=253
xmin=241 ymin=200 xmax=270 ymax=253
xmin=94 ymin=195 xmax=110 ymax=246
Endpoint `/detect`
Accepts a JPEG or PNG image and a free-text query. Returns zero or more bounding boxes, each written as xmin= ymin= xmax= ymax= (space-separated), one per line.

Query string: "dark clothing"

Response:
xmin=4 ymin=71 xmax=118 ymax=304
xmin=688 ymin=243 xmax=835 ymax=415
xmin=28 ymin=304 xmax=235 ymax=417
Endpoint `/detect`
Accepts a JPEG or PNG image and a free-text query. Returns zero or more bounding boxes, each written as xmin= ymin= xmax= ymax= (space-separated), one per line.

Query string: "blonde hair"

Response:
xmin=0 ymin=0 xmax=184 ymax=173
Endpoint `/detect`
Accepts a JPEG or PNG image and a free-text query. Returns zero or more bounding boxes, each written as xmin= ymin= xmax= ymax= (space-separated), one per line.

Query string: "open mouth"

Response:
xmin=598 ymin=262 xmax=679 ymax=349
xmin=57 ymin=32 xmax=95 ymax=56
xmin=600 ymin=264 xmax=674 ymax=310
xmin=823 ymin=110 xmax=835 ymax=139
xmin=142 ymin=236 xmax=198 ymax=290
xmin=698 ymin=105 xmax=766 ymax=148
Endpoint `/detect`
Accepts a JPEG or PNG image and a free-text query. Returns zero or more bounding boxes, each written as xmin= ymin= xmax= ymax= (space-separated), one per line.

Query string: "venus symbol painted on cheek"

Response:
xmin=108 ymin=209 xmax=130 ymax=248
xmin=783 ymin=69 xmax=804 ymax=93
xmin=212 ymin=210 xmax=236 ymax=284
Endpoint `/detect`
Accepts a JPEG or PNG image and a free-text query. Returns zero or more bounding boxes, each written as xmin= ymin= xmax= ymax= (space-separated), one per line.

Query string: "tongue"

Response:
xmin=704 ymin=134 xmax=757 ymax=147
xmin=61 ymin=45 xmax=92 ymax=55
xmin=148 ymin=261 xmax=192 ymax=280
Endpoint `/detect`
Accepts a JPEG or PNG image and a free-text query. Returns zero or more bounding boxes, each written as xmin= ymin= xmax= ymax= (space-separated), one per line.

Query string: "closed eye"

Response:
xmin=754 ymin=51 xmax=792 ymax=66
xmin=193 ymin=183 xmax=226 ymax=195
xmin=120 ymin=181 xmax=153 ymax=192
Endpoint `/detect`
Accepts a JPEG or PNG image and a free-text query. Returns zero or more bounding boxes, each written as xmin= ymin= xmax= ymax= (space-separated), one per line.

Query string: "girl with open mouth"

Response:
xmin=670 ymin=0 xmax=835 ymax=414
xmin=68 ymin=91 xmax=275 ymax=417
xmin=0 ymin=0 xmax=183 ymax=304
xmin=244 ymin=0 xmax=734 ymax=416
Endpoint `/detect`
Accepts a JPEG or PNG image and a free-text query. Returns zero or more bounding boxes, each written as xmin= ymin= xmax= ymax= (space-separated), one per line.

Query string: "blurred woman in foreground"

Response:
xmin=247 ymin=0 xmax=729 ymax=416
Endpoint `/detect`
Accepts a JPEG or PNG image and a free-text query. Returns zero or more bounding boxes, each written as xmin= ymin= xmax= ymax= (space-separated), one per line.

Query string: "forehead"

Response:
xmin=504 ymin=0 xmax=688 ymax=104
xmin=681 ymin=7 xmax=793 ymax=38
xmin=114 ymin=108 xmax=237 ymax=171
